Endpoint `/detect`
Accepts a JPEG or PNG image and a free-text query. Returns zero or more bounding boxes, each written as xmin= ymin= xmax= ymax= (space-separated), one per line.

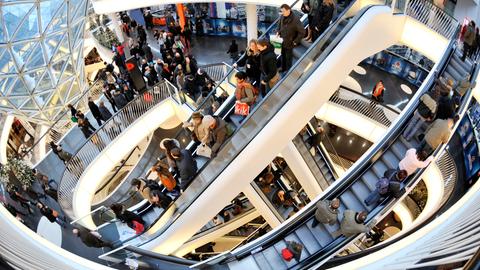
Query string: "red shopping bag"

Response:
xmin=143 ymin=92 xmax=153 ymax=102
xmin=281 ymin=248 xmax=294 ymax=261
xmin=131 ymin=221 xmax=144 ymax=234
xmin=234 ymin=102 xmax=249 ymax=116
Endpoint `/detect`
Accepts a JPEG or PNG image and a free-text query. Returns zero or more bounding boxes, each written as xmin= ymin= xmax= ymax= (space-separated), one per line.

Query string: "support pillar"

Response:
xmin=281 ymin=142 xmax=323 ymax=200
xmin=243 ymin=184 xmax=282 ymax=228
xmin=246 ymin=4 xmax=258 ymax=42
xmin=107 ymin=13 xmax=125 ymax=43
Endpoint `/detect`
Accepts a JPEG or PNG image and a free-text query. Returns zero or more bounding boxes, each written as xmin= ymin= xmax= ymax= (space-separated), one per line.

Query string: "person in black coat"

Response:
xmin=87 ymin=97 xmax=103 ymax=126
xmin=436 ymin=94 xmax=456 ymax=120
xmin=277 ymin=4 xmax=305 ymax=71
xmin=227 ymin=40 xmax=239 ymax=62
xmin=137 ymin=26 xmax=147 ymax=48
xmin=149 ymin=189 xmax=173 ymax=209
xmin=194 ymin=69 xmax=213 ymax=94
xmin=72 ymin=228 xmax=113 ymax=249
xmin=312 ymin=0 xmax=335 ymax=41
xmin=144 ymin=10 xmax=153 ymax=29
xmin=142 ymin=43 xmax=154 ymax=63
xmin=112 ymin=52 xmax=126 ymax=72
xmin=113 ymin=90 xmax=128 ymax=109
xmin=235 ymin=39 xmax=262 ymax=87
xmin=98 ymin=101 xmax=113 ymax=120
xmin=110 ymin=203 xmax=145 ymax=227
xmin=257 ymin=39 xmax=279 ymax=96
xmin=171 ymin=147 xmax=198 ymax=191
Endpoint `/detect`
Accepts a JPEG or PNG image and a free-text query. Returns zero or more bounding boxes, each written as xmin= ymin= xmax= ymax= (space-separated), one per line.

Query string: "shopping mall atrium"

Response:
xmin=1 ymin=0 xmax=480 ymax=269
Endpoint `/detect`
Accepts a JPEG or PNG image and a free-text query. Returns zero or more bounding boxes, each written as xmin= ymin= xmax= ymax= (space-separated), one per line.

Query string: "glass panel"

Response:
xmin=25 ymin=42 xmax=46 ymax=69
xmin=24 ymin=69 xmax=44 ymax=92
xmin=2 ymin=3 xmax=33 ymax=39
xmin=42 ymin=32 xmax=65 ymax=59
xmin=52 ymin=34 xmax=70 ymax=62
xmin=34 ymin=70 xmax=54 ymax=93
xmin=20 ymin=98 xmax=38 ymax=110
xmin=12 ymin=5 xmax=39 ymax=41
xmin=45 ymin=3 xmax=67 ymax=34
xmin=0 ymin=76 xmax=17 ymax=95
xmin=33 ymin=90 xmax=53 ymax=106
xmin=0 ymin=47 xmax=17 ymax=74
xmin=51 ymin=56 xmax=68 ymax=82
xmin=11 ymin=41 xmax=36 ymax=71
xmin=39 ymin=0 xmax=63 ymax=32
xmin=10 ymin=78 xmax=29 ymax=96
xmin=8 ymin=96 xmax=27 ymax=108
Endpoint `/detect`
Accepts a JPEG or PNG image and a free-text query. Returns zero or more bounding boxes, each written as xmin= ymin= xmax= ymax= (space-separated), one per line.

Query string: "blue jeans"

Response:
xmin=365 ymin=190 xmax=381 ymax=206
xmin=403 ymin=111 xmax=425 ymax=141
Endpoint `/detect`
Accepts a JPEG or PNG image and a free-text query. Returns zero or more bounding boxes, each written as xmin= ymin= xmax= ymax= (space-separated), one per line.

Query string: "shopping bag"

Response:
xmin=281 ymin=248 xmax=294 ymax=261
xmin=196 ymin=144 xmax=212 ymax=158
xmin=234 ymin=102 xmax=250 ymax=116
xmin=131 ymin=220 xmax=144 ymax=234
xmin=143 ymin=92 xmax=153 ymax=102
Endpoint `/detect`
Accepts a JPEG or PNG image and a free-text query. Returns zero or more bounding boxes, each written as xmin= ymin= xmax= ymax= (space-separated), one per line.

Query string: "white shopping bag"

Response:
xmin=196 ymin=144 xmax=212 ymax=158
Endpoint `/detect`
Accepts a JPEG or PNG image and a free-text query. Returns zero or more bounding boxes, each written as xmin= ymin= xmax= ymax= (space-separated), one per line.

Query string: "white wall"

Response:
xmin=74 ymin=98 xmax=183 ymax=229
xmin=454 ymin=0 xmax=480 ymax=23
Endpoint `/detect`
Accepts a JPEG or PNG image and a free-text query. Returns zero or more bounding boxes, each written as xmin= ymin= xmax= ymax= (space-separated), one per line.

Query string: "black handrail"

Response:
xmin=124 ymin=245 xmax=196 ymax=266
xmin=338 ymin=85 xmax=401 ymax=114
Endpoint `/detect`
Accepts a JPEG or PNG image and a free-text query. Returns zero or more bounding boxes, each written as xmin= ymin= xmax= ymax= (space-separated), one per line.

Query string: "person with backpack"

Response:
xmin=399 ymin=148 xmax=434 ymax=176
xmin=403 ymin=93 xmax=437 ymax=141
xmin=364 ymin=169 xmax=408 ymax=206
xmin=151 ymin=163 xmax=178 ymax=193
xmin=131 ymin=178 xmax=160 ymax=203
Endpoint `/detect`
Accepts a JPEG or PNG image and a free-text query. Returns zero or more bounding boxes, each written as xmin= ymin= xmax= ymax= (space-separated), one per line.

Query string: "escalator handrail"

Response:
xmin=132 ymin=0 xmax=365 ymax=251
xmin=337 ymin=85 xmax=401 ymax=114
xmin=124 ymin=245 xmax=196 ymax=266
xmin=217 ymin=23 xmax=462 ymax=264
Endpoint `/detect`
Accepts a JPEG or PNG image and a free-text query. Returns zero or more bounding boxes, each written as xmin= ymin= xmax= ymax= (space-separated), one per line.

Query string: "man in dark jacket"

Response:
xmin=257 ymin=39 xmax=279 ymax=96
xmin=277 ymin=4 xmax=305 ymax=71
xmin=112 ymin=52 xmax=125 ymax=72
xmin=73 ymin=228 xmax=113 ymax=249
xmin=113 ymin=90 xmax=128 ymax=109
xmin=98 ymin=101 xmax=113 ymax=121
xmin=142 ymin=43 xmax=154 ymax=63
xmin=171 ymin=148 xmax=198 ymax=191
xmin=149 ymin=189 xmax=173 ymax=209
xmin=204 ymin=115 xmax=230 ymax=155
xmin=87 ymin=97 xmax=103 ymax=127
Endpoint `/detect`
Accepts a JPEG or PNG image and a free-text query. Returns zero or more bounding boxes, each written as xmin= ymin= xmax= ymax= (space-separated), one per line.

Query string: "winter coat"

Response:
xmin=313 ymin=3 xmax=334 ymax=30
xmin=99 ymin=105 xmax=113 ymax=120
xmin=314 ymin=200 xmax=338 ymax=225
xmin=303 ymin=0 xmax=321 ymax=16
xmin=88 ymin=101 xmax=102 ymax=119
xmin=236 ymin=50 xmax=261 ymax=81
xmin=425 ymin=119 xmax=451 ymax=149
xmin=399 ymin=148 xmax=434 ymax=176
xmin=150 ymin=189 xmax=172 ymax=209
xmin=259 ymin=44 xmax=278 ymax=82
xmin=113 ymin=93 xmax=128 ymax=109
xmin=152 ymin=168 xmax=177 ymax=192
xmin=117 ymin=210 xmax=145 ymax=226
xmin=174 ymin=149 xmax=198 ymax=183
xmin=464 ymin=25 xmax=476 ymax=46
xmin=436 ymin=95 xmax=455 ymax=120
xmin=277 ymin=12 xmax=305 ymax=49
xmin=235 ymin=81 xmax=256 ymax=105
xmin=208 ymin=116 xmax=229 ymax=153
xmin=339 ymin=210 xmax=369 ymax=237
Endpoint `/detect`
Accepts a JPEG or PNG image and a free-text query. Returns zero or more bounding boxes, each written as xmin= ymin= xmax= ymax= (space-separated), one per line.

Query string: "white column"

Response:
xmin=281 ymin=142 xmax=323 ymax=200
xmin=243 ymin=184 xmax=282 ymax=228
xmin=246 ymin=4 xmax=258 ymax=42
xmin=107 ymin=13 xmax=125 ymax=43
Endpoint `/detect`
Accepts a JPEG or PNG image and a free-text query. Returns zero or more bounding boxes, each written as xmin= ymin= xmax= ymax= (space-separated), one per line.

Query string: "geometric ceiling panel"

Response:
xmin=0 ymin=0 xmax=90 ymax=124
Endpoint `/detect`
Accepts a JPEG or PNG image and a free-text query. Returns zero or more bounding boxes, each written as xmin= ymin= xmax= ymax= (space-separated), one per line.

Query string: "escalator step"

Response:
xmin=253 ymin=252 xmax=274 ymax=270
xmin=340 ymin=190 xmax=366 ymax=212
xmin=261 ymin=247 xmax=288 ymax=270
xmin=306 ymin=220 xmax=335 ymax=245
xmin=361 ymin=170 xmax=377 ymax=190
xmin=391 ymin=141 xmax=407 ymax=160
xmin=294 ymin=226 xmax=321 ymax=253
xmin=285 ymin=233 xmax=311 ymax=260
xmin=371 ymin=160 xmax=388 ymax=179
xmin=273 ymin=241 xmax=297 ymax=268
xmin=382 ymin=151 xmax=400 ymax=169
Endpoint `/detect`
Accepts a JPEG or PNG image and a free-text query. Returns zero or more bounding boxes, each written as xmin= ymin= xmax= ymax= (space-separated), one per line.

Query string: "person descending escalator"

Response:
xmin=257 ymin=39 xmax=279 ymax=97
xmin=332 ymin=210 xmax=373 ymax=237
xmin=311 ymin=198 xmax=340 ymax=227
xmin=311 ymin=0 xmax=335 ymax=42
xmin=110 ymin=203 xmax=145 ymax=233
xmin=149 ymin=189 xmax=173 ymax=210
xmin=170 ymin=147 xmax=198 ymax=191
xmin=371 ymin=80 xmax=385 ymax=103
xmin=277 ymin=4 xmax=305 ymax=72
xmin=72 ymin=228 xmax=113 ymax=249
xmin=364 ymin=169 xmax=407 ymax=206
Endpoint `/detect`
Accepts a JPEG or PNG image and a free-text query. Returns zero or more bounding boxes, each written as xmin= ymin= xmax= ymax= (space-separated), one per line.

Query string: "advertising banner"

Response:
xmin=458 ymin=107 xmax=480 ymax=183
xmin=204 ymin=19 xmax=216 ymax=35
xmin=231 ymin=21 xmax=247 ymax=37
xmin=215 ymin=19 xmax=232 ymax=36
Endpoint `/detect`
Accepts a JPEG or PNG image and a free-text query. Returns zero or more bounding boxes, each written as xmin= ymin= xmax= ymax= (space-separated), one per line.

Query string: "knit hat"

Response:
xmin=191 ymin=111 xmax=203 ymax=119
xmin=202 ymin=115 xmax=216 ymax=127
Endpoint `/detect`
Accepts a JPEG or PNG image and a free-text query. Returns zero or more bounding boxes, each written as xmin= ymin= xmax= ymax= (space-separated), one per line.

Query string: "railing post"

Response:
xmin=391 ymin=0 xmax=398 ymax=13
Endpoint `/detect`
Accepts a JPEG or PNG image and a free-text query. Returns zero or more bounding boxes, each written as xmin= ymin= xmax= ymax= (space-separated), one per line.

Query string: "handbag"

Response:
xmin=143 ymin=92 xmax=153 ymax=102
xmin=196 ymin=144 xmax=212 ymax=158
xmin=131 ymin=220 xmax=144 ymax=234
xmin=71 ymin=116 xmax=78 ymax=123
xmin=234 ymin=102 xmax=250 ymax=116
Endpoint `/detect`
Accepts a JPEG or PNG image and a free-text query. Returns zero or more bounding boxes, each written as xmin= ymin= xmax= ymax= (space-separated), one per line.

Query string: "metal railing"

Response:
xmin=436 ymin=150 xmax=458 ymax=207
xmin=405 ymin=0 xmax=458 ymax=39
xmin=329 ymin=86 xmax=400 ymax=127
xmin=58 ymin=81 xmax=176 ymax=218
xmin=20 ymin=79 xmax=105 ymax=166
xmin=200 ymin=62 xmax=231 ymax=83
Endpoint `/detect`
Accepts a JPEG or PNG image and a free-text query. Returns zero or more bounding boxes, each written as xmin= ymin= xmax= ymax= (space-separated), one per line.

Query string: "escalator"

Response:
xmin=192 ymin=28 xmax=477 ymax=270
xmin=102 ymin=0 xmax=372 ymax=254
xmin=292 ymin=123 xmax=338 ymax=190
